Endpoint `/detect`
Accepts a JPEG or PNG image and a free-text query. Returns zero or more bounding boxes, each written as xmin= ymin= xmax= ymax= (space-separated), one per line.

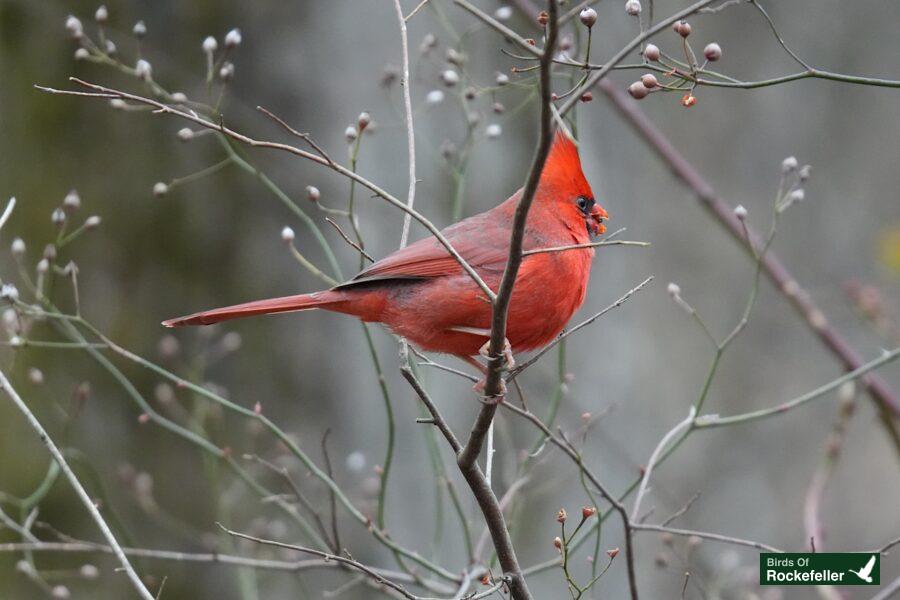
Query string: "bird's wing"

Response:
xmin=336 ymin=215 xmax=509 ymax=287
xmin=862 ymin=555 xmax=876 ymax=576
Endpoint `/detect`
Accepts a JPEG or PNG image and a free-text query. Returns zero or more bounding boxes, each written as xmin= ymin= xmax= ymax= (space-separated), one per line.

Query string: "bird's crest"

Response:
xmin=540 ymin=129 xmax=592 ymax=198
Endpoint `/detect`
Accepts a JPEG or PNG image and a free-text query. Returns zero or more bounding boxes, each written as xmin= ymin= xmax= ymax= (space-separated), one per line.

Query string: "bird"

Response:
xmin=848 ymin=555 xmax=876 ymax=583
xmin=163 ymin=130 xmax=608 ymax=380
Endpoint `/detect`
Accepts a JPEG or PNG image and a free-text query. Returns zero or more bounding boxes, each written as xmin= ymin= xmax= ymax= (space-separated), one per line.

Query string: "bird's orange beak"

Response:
xmin=588 ymin=204 xmax=609 ymax=236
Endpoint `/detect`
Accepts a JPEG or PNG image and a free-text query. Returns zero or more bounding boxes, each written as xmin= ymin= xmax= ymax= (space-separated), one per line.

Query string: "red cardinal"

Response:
xmin=163 ymin=131 xmax=607 ymax=373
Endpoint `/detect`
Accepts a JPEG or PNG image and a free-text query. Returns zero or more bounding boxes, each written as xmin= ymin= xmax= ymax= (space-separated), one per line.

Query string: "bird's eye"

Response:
xmin=576 ymin=196 xmax=594 ymax=213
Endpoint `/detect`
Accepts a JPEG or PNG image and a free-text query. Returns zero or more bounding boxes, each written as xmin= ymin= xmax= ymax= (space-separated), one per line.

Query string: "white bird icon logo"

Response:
xmin=848 ymin=555 xmax=877 ymax=583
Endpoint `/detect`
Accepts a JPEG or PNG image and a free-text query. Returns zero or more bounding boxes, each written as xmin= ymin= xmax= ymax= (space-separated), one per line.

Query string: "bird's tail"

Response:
xmin=162 ymin=291 xmax=341 ymax=327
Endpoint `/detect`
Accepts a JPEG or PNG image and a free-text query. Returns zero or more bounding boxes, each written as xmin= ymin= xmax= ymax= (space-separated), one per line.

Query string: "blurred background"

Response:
xmin=0 ymin=0 xmax=898 ymax=598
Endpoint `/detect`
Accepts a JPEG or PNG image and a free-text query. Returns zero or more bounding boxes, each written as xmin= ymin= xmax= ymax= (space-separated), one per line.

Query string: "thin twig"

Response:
xmin=522 ymin=239 xmax=649 ymax=255
xmin=694 ymin=348 xmax=900 ymax=428
xmin=393 ymin=0 xmax=417 ymax=249
xmin=255 ymin=105 xmax=334 ymax=166
xmin=508 ymin=277 xmax=653 ymax=381
xmin=598 ymin=79 xmax=900 ymax=425
xmin=217 ymin=523 xmax=418 ymax=599
xmin=0 ymin=368 xmax=155 ymax=600
xmin=632 ymin=523 xmax=781 ymax=553
xmin=36 ymin=80 xmax=495 ymax=301
xmin=631 ymin=408 xmax=696 ymax=521
xmin=325 ymin=217 xmax=375 ymax=262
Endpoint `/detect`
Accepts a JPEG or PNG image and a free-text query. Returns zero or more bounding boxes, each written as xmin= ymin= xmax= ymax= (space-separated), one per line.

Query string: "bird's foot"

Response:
xmin=472 ymin=376 xmax=507 ymax=402
xmin=478 ymin=338 xmax=515 ymax=370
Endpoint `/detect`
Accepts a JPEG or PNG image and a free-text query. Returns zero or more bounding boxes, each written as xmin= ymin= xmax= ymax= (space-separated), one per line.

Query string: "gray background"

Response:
xmin=0 ymin=0 xmax=898 ymax=598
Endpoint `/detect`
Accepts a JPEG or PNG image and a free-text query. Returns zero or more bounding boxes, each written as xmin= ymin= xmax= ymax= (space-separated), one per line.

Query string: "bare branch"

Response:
xmin=0 ymin=369 xmax=155 ymax=600
xmin=35 ymin=79 xmax=495 ymax=301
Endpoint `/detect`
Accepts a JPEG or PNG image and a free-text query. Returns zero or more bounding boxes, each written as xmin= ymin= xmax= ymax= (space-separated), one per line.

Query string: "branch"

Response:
xmin=694 ymin=348 xmax=900 ymax=428
xmin=449 ymin=4 xmax=559 ymax=599
xmin=35 ymin=80 xmax=495 ymax=301
xmin=556 ymin=0 xmax=719 ymax=115
xmin=598 ymin=79 xmax=900 ymax=423
xmin=500 ymin=401 xmax=639 ymax=599
xmin=507 ymin=277 xmax=653 ymax=381
xmin=0 ymin=541 xmax=440 ymax=588
xmin=631 ymin=523 xmax=782 ymax=553
xmin=0 ymin=368 xmax=155 ymax=600
xmin=393 ymin=0 xmax=417 ymax=250
xmin=218 ymin=523 xmax=419 ymax=599
xmin=521 ymin=239 xmax=650 ymax=256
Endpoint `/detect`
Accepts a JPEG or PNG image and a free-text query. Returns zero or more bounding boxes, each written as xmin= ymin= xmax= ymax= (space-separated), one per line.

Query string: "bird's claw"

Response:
xmin=478 ymin=338 xmax=515 ymax=370
xmin=473 ymin=376 xmax=507 ymax=402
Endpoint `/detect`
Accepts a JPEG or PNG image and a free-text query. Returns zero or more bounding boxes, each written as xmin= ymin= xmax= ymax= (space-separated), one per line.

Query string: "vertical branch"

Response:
xmin=453 ymin=3 xmax=559 ymax=599
xmin=0 ymin=369 xmax=155 ymax=600
xmin=394 ymin=0 xmax=417 ymax=250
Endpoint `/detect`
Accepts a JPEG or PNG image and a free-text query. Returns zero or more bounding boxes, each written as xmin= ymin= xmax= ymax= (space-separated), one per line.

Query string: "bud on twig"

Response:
xmin=79 ymin=564 xmax=100 ymax=580
xmin=94 ymin=6 xmax=108 ymax=24
xmin=224 ymin=28 xmax=242 ymax=49
xmin=63 ymin=189 xmax=81 ymax=211
xmin=607 ymin=547 xmax=620 ymax=558
xmin=628 ymin=81 xmax=649 ymax=99
xmin=643 ymin=44 xmax=660 ymax=61
xmin=641 ymin=74 xmax=658 ymax=89
xmin=485 ymin=124 xmax=502 ymax=139
xmin=703 ymin=42 xmax=722 ymax=62
xmin=52 ymin=208 xmax=66 ymax=227
xmin=135 ymin=59 xmax=152 ymax=81
xmin=553 ymin=537 xmax=563 ymax=551
xmin=674 ymin=20 xmax=691 ymax=38
xmin=734 ymin=204 xmax=748 ymax=220
xmin=153 ymin=182 xmax=168 ymax=197
xmin=781 ymin=156 xmax=798 ymax=173
xmin=580 ymin=7 xmax=598 ymax=28
xmin=281 ymin=226 xmax=295 ymax=243
xmin=203 ymin=36 xmax=218 ymax=54
xmin=219 ymin=62 xmax=235 ymax=81
xmin=494 ymin=6 xmax=513 ymax=21
xmin=357 ymin=112 xmax=372 ymax=132
xmin=419 ymin=33 xmax=437 ymax=54
xmin=0 ymin=283 xmax=19 ymax=302
xmin=75 ymin=48 xmax=90 ymax=61
xmin=344 ymin=126 xmax=358 ymax=143
xmin=306 ymin=186 xmax=320 ymax=202
xmin=84 ymin=215 xmax=101 ymax=229
xmin=177 ymin=128 xmax=194 ymax=142
xmin=582 ymin=506 xmax=597 ymax=519
xmin=65 ymin=16 xmax=84 ymax=39
xmin=426 ymin=89 xmax=445 ymax=105
xmin=441 ymin=69 xmax=460 ymax=87
xmin=625 ymin=0 xmax=642 ymax=16
xmin=11 ymin=238 xmax=25 ymax=257
xmin=556 ymin=508 xmax=568 ymax=523
xmin=28 ymin=368 xmax=44 ymax=385
xmin=132 ymin=20 xmax=147 ymax=39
